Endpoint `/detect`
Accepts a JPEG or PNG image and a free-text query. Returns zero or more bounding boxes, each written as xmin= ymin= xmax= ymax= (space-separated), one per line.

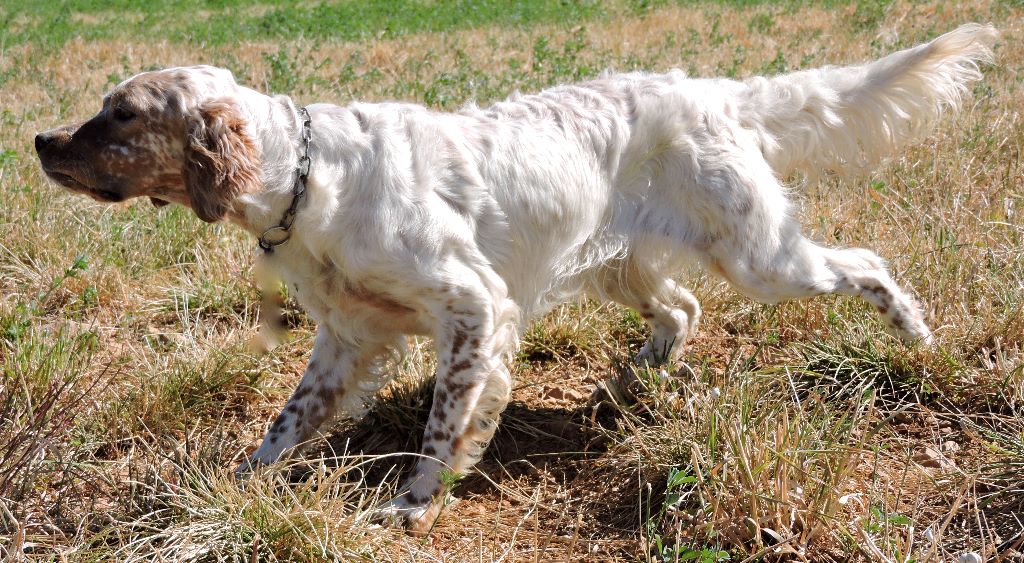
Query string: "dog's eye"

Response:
xmin=112 ymin=106 xmax=136 ymax=122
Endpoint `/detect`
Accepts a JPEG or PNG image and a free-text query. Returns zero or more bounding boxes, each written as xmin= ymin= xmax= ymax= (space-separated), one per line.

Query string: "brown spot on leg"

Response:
xmin=317 ymin=384 xmax=338 ymax=400
xmin=451 ymin=330 xmax=468 ymax=355
xmin=446 ymin=381 xmax=472 ymax=398
xmin=430 ymin=430 xmax=450 ymax=442
xmin=890 ymin=316 xmax=906 ymax=331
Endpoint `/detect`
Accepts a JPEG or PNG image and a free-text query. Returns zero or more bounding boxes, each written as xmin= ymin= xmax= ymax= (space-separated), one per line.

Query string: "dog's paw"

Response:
xmin=233 ymin=457 xmax=266 ymax=480
xmin=371 ymin=496 xmax=443 ymax=536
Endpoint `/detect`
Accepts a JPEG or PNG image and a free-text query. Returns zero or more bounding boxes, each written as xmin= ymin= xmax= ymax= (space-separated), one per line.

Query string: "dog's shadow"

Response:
xmin=275 ymin=370 xmax=656 ymax=538
xmin=310 ymin=395 xmax=607 ymax=490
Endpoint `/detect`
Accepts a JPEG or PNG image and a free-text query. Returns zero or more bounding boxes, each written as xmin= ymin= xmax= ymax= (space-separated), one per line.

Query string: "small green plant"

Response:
xmin=851 ymin=0 xmax=893 ymax=32
xmin=264 ymin=48 xmax=301 ymax=94
xmin=748 ymin=12 xmax=775 ymax=34
xmin=760 ymin=49 xmax=788 ymax=75
xmin=645 ymin=468 xmax=729 ymax=562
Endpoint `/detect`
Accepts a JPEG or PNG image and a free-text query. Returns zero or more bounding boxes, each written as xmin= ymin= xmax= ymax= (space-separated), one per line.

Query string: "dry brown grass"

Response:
xmin=1 ymin=0 xmax=1022 ymax=560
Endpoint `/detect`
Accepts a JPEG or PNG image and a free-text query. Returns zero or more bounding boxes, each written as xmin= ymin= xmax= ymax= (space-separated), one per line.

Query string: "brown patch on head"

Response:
xmin=183 ymin=99 xmax=261 ymax=222
xmin=36 ymin=66 xmax=254 ymax=215
xmin=35 ymin=94 xmax=185 ymax=204
xmin=112 ymin=71 xmax=188 ymax=114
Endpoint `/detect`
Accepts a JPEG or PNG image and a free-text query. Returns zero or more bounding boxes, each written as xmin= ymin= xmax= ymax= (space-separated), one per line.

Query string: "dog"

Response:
xmin=35 ymin=23 xmax=996 ymax=531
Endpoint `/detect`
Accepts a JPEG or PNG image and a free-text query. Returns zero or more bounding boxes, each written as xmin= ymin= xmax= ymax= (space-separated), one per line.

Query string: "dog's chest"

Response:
xmin=278 ymin=256 xmax=429 ymax=340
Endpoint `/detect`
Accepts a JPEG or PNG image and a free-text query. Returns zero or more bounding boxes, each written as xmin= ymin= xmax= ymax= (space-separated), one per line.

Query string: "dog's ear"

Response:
xmin=183 ymin=100 xmax=261 ymax=223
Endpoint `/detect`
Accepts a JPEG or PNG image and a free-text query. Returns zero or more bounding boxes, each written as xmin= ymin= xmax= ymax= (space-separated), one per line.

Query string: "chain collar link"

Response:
xmin=258 ymin=107 xmax=312 ymax=253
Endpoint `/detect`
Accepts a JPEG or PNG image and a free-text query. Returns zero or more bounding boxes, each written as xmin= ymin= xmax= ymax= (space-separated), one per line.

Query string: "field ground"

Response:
xmin=1 ymin=0 xmax=1022 ymax=561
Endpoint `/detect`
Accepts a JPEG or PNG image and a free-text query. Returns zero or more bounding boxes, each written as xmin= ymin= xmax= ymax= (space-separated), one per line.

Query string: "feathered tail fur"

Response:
xmin=739 ymin=23 xmax=998 ymax=178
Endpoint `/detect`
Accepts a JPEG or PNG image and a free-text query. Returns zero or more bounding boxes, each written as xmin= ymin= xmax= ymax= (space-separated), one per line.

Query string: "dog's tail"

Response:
xmin=739 ymin=23 xmax=997 ymax=179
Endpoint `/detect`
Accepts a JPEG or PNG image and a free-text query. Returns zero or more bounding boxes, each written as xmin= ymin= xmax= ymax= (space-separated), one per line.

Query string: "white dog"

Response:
xmin=35 ymin=23 xmax=996 ymax=531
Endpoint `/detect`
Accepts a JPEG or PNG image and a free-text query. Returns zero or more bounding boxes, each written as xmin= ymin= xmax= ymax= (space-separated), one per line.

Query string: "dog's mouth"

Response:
xmin=44 ymin=170 xmax=124 ymax=202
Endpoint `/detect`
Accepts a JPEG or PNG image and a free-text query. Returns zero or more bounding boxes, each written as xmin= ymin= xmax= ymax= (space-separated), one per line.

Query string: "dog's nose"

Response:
xmin=34 ymin=132 xmax=52 ymax=153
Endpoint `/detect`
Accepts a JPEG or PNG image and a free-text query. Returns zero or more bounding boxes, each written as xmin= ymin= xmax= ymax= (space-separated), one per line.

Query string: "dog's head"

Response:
xmin=35 ymin=65 xmax=262 ymax=223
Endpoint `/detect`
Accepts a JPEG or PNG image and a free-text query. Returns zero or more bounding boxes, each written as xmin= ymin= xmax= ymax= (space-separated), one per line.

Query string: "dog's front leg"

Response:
xmin=239 ymin=327 xmax=390 ymax=472
xmin=389 ymin=282 xmax=515 ymax=533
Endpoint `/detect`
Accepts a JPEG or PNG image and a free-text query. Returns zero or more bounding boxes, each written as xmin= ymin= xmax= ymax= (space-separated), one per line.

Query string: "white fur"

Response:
xmin=105 ymin=24 xmax=999 ymax=531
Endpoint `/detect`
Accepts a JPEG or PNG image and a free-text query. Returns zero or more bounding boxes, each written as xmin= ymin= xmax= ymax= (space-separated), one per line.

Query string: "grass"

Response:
xmin=1 ymin=0 xmax=1023 ymax=560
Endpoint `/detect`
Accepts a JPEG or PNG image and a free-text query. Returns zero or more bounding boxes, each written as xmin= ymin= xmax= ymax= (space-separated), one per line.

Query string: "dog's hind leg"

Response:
xmin=637 ymin=278 xmax=701 ymax=366
xmin=701 ymin=175 xmax=932 ymax=344
xmin=592 ymin=260 xmax=701 ymax=366
xmin=711 ymin=239 xmax=932 ymax=343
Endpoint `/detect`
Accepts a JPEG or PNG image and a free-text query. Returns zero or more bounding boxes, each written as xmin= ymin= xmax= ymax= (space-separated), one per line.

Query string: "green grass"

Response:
xmin=2 ymin=0 xmax=609 ymax=49
xmin=0 ymin=0 xmax=931 ymax=52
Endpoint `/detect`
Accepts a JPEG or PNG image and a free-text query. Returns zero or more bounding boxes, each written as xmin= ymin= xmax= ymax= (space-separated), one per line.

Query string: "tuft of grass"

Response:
xmin=88 ymin=451 xmax=405 ymax=562
xmin=797 ymin=340 xmax=933 ymax=403
xmin=604 ymin=361 xmax=880 ymax=559
xmin=0 ymin=330 xmax=109 ymax=552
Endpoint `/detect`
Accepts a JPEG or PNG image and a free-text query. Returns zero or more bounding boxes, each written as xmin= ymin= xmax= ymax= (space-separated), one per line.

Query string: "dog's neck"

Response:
xmin=229 ymin=94 xmax=368 ymax=264
xmin=229 ymin=92 xmax=315 ymax=247
xmin=255 ymin=106 xmax=310 ymax=253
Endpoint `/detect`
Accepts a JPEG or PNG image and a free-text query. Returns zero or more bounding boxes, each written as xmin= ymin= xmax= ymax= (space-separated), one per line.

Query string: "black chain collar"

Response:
xmin=258 ymin=106 xmax=311 ymax=253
